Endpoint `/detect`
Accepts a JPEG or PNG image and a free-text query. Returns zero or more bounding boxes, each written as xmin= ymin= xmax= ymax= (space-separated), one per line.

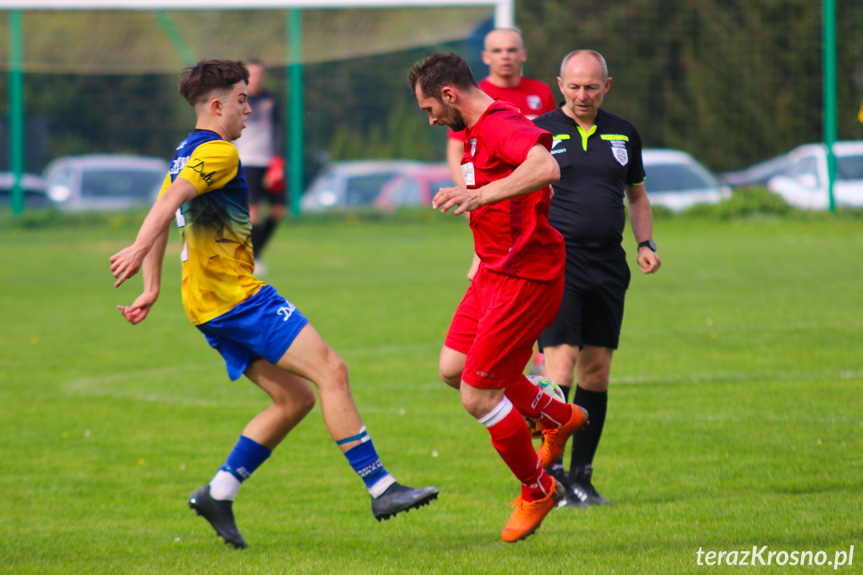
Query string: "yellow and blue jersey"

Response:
xmin=159 ymin=129 xmax=264 ymax=325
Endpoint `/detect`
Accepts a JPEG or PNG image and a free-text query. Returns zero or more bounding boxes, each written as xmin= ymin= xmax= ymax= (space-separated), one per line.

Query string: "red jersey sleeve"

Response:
xmin=463 ymin=101 xmax=564 ymax=282
xmin=483 ymin=106 xmax=552 ymax=168
xmin=447 ymin=127 xmax=465 ymax=142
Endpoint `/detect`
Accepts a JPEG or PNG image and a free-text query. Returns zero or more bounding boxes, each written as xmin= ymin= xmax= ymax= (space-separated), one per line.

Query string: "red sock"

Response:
xmin=506 ymin=374 xmax=572 ymax=429
xmin=484 ymin=403 xmax=555 ymax=501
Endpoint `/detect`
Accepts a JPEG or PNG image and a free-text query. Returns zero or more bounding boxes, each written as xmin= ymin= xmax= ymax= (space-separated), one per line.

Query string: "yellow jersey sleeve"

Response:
xmin=156 ymin=173 xmax=172 ymax=199
xmin=177 ymin=140 xmax=240 ymax=195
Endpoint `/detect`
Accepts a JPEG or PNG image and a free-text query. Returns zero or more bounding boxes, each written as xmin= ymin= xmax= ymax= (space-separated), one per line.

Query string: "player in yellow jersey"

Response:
xmin=110 ymin=59 xmax=437 ymax=549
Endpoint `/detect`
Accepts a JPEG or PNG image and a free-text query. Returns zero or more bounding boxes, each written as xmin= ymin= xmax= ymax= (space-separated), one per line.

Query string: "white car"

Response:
xmin=642 ymin=149 xmax=731 ymax=211
xmin=764 ymin=141 xmax=863 ymax=209
xmin=44 ymin=154 xmax=169 ymax=212
xmin=719 ymin=154 xmax=790 ymax=188
xmin=0 ymin=172 xmax=51 ymax=210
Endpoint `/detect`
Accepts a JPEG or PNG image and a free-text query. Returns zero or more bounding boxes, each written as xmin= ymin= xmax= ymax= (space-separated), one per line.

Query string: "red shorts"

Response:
xmin=445 ymin=265 xmax=563 ymax=389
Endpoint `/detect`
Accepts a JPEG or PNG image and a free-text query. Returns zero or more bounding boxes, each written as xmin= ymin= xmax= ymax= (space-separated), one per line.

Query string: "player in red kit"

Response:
xmin=446 ymin=28 xmax=557 ymax=284
xmin=446 ymin=28 xmax=556 ymax=188
xmin=408 ymin=52 xmax=589 ymax=543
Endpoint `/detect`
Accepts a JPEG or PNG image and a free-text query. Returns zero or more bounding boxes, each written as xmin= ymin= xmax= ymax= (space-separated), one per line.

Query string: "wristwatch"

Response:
xmin=638 ymin=239 xmax=657 ymax=252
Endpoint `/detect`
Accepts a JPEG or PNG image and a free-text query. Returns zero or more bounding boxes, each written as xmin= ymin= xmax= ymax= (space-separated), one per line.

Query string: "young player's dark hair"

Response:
xmin=179 ymin=59 xmax=250 ymax=107
xmin=407 ymin=52 xmax=478 ymax=101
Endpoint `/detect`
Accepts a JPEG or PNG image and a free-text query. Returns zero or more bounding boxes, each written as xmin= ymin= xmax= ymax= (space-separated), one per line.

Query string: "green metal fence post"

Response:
xmin=155 ymin=10 xmax=197 ymax=65
xmin=823 ymin=0 xmax=837 ymax=212
xmin=287 ymin=9 xmax=304 ymax=217
xmin=8 ymin=9 xmax=25 ymax=215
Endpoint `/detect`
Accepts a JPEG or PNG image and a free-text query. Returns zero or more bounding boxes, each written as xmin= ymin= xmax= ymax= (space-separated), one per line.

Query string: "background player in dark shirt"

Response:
xmin=533 ymin=50 xmax=661 ymax=507
xmin=234 ymin=60 xmax=284 ymax=275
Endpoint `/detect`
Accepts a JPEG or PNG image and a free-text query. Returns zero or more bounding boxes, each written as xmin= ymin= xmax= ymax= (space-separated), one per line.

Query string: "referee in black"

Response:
xmin=534 ymin=50 xmax=661 ymax=507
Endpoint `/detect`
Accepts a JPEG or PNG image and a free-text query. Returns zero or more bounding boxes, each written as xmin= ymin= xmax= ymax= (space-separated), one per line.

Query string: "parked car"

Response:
xmin=300 ymin=160 xmax=426 ymax=212
xmin=642 ymin=149 xmax=731 ymax=211
xmin=0 ymin=172 xmax=52 ymax=210
xmin=373 ymin=163 xmax=454 ymax=211
xmin=44 ymin=154 xmax=169 ymax=212
xmin=761 ymin=141 xmax=863 ymax=209
xmin=719 ymin=154 xmax=790 ymax=188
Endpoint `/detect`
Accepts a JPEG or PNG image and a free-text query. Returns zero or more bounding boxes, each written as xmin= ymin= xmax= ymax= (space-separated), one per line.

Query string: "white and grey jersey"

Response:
xmin=234 ymin=91 xmax=280 ymax=168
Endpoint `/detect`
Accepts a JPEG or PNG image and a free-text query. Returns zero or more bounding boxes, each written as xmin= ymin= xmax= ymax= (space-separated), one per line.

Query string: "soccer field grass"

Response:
xmin=1 ymin=213 xmax=861 ymax=574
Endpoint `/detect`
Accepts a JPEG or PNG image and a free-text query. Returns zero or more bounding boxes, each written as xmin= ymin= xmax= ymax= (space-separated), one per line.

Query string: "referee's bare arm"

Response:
xmin=625 ymin=183 xmax=662 ymax=274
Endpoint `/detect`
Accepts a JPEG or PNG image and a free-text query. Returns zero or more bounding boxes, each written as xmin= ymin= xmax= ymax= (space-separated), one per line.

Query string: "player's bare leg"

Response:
xmin=275 ymin=323 xmax=438 ymax=520
xmin=274 ymin=324 xmax=363 ymax=449
xmin=542 ymin=344 xmax=578 ymax=390
xmin=189 ymin=364 xmax=315 ymax=549
xmin=438 ymin=345 xmax=466 ymax=390
xmin=243 ymin=361 xmax=317 ymax=448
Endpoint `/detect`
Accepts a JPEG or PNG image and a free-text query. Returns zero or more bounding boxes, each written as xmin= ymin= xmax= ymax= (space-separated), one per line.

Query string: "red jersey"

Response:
xmin=448 ymin=77 xmax=556 ymax=141
xmin=462 ymin=100 xmax=565 ymax=282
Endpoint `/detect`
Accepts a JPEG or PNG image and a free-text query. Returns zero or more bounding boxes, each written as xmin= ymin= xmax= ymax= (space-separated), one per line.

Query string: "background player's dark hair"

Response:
xmin=179 ymin=59 xmax=250 ymax=107
xmin=407 ymin=52 xmax=478 ymax=101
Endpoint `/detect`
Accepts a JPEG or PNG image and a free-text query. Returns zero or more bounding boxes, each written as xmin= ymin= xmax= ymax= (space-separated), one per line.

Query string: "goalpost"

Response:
xmin=1 ymin=0 xmax=514 ymax=215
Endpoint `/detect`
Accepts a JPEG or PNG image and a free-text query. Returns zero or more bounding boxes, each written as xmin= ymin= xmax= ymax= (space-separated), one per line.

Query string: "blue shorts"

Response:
xmin=197 ymin=285 xmax=309 ymax=381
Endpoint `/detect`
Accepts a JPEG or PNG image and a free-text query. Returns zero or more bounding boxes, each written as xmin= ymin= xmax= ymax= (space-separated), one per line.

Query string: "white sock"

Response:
xmin=478 ymin=397 xmax=514 ymax=428
xmin=369 ymin=474 xmax=397 ymax=498
xmin=209 ymin=470 xmax=242 ymax=501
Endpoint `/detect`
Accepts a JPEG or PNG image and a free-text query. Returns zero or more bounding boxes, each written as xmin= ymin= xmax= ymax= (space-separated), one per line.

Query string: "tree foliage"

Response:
xmin=2 ymin=0 xmax=862 ymax=179
xmin=520 ymin=0 xmax=863 ymax=170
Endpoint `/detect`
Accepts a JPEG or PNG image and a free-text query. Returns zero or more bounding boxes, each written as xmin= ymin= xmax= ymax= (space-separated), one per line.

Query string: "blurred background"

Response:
xmin=2 ymin=0 xmax=863 ymax=214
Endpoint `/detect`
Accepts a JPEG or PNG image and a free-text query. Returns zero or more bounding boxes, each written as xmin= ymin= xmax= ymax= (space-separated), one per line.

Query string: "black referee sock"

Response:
xmin=251 ymin=218 xmax=277 ymax=256
xmin=570 ymin=386 xmax=608 ymax=471
xmin=558 ymin=384 xmax=572 ymax=402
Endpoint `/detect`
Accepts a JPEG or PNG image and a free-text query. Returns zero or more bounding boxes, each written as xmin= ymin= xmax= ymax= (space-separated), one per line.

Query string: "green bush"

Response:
xmin=640 ymin=186 xmax=794 ymax=221
xmin=709 ymin=186 xmax=793 ymax=219
xmin=650 ymin=186 xmax=863 ymax=221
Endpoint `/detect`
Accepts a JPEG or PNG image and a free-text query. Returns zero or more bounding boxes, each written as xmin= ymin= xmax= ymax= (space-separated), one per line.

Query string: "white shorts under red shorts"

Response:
xmin=445 ymin=264 xmax=563 ymax=389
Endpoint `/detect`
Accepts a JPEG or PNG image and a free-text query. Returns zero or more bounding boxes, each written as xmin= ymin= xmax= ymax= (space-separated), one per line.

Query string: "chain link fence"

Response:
xmin=2 ymin=2 xmax=862 ymax=180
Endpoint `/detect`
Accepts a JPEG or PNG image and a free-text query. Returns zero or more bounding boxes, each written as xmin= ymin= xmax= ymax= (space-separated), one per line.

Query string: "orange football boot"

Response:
xmin=501 ymin=480 xmax=566 ymax=542
xmin=537 ymin=405 xmax=589 ymax=469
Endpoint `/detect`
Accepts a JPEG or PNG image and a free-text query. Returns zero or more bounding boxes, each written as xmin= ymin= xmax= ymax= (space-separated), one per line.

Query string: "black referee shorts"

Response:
xmin=538 ymin=245 xmax=631 ymax=351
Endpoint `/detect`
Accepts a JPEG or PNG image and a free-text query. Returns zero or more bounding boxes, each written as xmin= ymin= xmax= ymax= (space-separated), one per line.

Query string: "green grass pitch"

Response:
xmin=1 ymin=211 xmax=860 ymax=574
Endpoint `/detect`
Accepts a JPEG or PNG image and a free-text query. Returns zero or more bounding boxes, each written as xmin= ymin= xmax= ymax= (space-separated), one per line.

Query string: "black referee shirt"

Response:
xmin=533 ymin=107 xmax=645 ymax=249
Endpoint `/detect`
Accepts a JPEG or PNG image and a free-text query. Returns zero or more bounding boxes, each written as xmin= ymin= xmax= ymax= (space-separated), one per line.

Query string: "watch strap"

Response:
xmin=638 ymin=239 xmax=657 ymax=252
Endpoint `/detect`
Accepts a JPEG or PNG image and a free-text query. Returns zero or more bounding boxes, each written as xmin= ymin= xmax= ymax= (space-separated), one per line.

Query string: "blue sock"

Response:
xmin=341 ymin=428 xmax=395 ymax=497
xmin=221 ymin=435 xmax=272 ymax=482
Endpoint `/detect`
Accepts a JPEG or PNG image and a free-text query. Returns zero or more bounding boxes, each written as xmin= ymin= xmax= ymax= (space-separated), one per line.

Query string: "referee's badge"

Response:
xmin=612 ymin=145 xmax=629 ymax=166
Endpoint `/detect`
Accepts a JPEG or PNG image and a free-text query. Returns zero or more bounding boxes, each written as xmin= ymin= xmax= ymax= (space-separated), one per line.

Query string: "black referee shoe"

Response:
xmin=188 ymin=485 xmax=248 ymax=549
xmin=371 ymin=482 xmax=439 ymax=521
xmin=547 ymin=460 xmax=568 ymax=485
xmin=569 ymin=464 xmax=611 ymax=506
